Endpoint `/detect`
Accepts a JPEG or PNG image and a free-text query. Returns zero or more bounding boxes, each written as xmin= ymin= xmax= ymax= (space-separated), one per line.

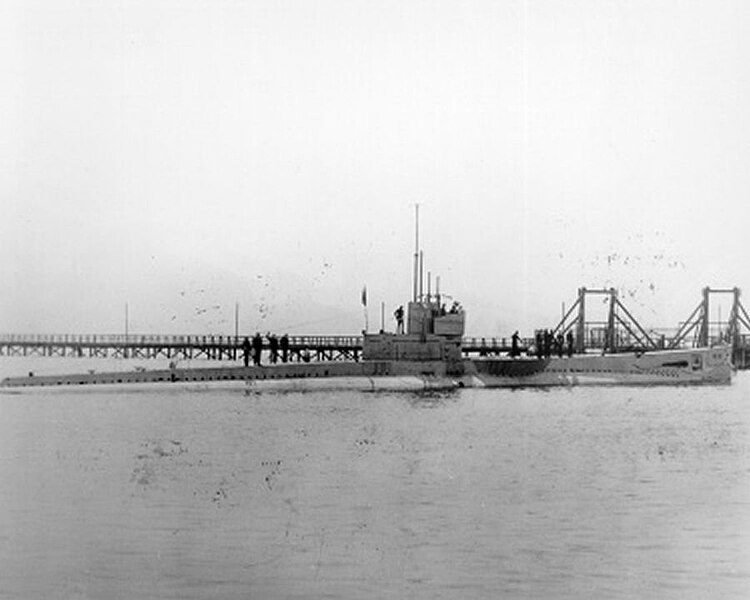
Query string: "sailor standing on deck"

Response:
xmin=394 ymin=305 xmax=404 ymax=334
xmin=556 ymin=333 xmax=565 ymax=358
xmin=511 ymin=331 xmax=521 ymax=357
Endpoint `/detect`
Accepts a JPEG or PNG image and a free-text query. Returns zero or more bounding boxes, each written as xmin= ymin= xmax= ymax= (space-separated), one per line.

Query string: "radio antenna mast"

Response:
xmin=413 ymin=203 xmax=420 ymax=302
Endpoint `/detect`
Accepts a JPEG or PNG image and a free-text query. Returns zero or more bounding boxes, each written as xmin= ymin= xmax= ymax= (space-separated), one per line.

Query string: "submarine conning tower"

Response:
xmin=361 ymin=299 xmax=465 ymax=362
xmin=361 ymin=204 xmax=465 ymax=367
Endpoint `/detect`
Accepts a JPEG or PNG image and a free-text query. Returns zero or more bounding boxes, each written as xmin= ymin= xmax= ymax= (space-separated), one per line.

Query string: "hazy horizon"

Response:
xmin=2 ymin=0 xmax=749 ymax=337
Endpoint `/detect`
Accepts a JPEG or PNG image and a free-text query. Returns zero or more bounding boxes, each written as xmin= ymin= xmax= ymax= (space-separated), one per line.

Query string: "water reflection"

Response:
xmin=404 ymin=390 xmax=460 ymax=409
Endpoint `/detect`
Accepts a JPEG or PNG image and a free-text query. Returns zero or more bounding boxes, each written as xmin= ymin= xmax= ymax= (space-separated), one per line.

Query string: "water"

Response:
xmin=1 ymin=357 xmax=749 ymax=599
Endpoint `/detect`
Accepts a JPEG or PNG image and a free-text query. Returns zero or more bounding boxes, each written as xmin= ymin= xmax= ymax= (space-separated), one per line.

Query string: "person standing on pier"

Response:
xmin=269 ymin=334 xmax=279 ymax=364
xmin=566 ymin=331 xmax=574 ymax=357
xmin=241 ymin=336 xmax=251 ymax=367
xmin=252 ymin=333 xmax=263 ymax=366
xmin=280 ymin=334 xmax=289 ymax=363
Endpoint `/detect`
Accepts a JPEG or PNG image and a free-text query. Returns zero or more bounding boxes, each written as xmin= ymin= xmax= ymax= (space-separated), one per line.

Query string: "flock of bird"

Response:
xmin=166 ymin=261 xmax=338 ymax=332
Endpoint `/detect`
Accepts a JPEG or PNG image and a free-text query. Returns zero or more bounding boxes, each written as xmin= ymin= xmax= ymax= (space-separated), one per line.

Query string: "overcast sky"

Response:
xmin=1 ymin=0 xmax=748 ymax=336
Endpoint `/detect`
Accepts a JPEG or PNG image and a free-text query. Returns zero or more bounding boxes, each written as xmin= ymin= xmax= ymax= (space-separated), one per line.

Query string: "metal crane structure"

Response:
xmin=552 ymin=287 xmax=661 ymax=354
xmin=668 ymin=287 xmax=750 ymax=367
xmin=550 ymin=286 xmax=750 ymax=367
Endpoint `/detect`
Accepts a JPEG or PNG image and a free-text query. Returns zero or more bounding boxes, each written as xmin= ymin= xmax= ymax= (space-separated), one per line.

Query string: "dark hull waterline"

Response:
xmin=0 ymin=346 xmax=733 ymax=391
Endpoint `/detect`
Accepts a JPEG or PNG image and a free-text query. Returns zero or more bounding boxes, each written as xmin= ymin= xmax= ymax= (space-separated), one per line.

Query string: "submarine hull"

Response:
xmin=0 ymin=346 xmax=733 ymax=391
xmin=466 ymin=346 xmax=733 ymax=387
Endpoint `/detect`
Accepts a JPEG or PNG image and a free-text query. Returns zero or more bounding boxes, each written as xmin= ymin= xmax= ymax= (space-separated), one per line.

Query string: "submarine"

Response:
xmin=0 ymin=289 xmax=733 ymax=391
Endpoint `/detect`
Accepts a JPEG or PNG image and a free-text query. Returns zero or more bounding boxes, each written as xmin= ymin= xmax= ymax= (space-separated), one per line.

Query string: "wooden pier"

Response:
xmin=0 ymin=334 xmax=362 ymax=363
xmin=4 ymin=331 xmax=748 ymax=366
xmin=0 ymin=333 xmax=533 ymax=363
xmin=2 ymin=287 xmax=749 ymax=368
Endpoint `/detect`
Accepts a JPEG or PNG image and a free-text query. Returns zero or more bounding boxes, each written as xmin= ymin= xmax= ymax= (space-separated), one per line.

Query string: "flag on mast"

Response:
xmin=361 ymin=285 xmax=367 ymax=307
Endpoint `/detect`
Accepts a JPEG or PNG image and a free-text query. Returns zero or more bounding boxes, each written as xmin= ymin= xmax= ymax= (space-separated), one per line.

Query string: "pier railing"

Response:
xmin=0 ymin=333 xmax=366 ymax=362
xmin=0 ymin=332 xmax=525 ymax=362
xmin=1 ymin=332 xmax=748 ymax=366
xmin=0 ymin=333 xmax=364 ymax=347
